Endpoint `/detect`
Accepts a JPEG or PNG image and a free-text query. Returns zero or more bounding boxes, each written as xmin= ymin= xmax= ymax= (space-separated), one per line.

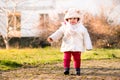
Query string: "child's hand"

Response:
xmin=47 ymin=37 xmax=53 ymax=43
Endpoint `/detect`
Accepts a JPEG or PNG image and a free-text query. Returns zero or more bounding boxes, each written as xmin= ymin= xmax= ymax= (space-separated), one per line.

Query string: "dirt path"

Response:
xmin=0 ymin=59 xmax=120 ymax=80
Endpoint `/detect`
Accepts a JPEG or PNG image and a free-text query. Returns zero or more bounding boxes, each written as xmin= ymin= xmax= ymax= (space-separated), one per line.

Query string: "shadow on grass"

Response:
xmin=0 ymin=60 xmax=22 ymax=70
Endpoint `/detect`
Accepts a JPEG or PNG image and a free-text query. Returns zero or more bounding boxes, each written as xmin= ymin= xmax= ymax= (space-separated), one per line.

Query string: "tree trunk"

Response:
xmin=4 ymin=39 xmax=9 ymax=49
xmin=3 ymin=36 xmax=10 ymax=49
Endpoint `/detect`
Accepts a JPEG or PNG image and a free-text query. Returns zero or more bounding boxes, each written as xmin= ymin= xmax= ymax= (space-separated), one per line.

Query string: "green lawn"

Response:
xmin=0 ymin=47 xmax=120 ymax=70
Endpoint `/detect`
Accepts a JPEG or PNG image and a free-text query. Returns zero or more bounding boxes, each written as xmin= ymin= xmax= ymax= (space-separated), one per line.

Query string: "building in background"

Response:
xmin=0 ymin=0 xmax=56 ymax=37
xmin=0 ymin=0 xmax=120 ymax=37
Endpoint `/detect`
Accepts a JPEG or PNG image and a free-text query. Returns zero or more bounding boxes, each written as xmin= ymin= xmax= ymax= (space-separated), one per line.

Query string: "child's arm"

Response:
xmin=47 ymin=26 xmax=64 ymax=42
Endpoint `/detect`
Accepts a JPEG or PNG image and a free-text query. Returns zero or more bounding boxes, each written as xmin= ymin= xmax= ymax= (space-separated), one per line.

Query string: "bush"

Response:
xmin=83 ymin=13 xmax=120 ymax=48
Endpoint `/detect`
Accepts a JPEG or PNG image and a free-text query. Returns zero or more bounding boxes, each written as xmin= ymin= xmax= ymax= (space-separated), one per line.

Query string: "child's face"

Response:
xmin=67 ymin=17 xmax=79 ymax=25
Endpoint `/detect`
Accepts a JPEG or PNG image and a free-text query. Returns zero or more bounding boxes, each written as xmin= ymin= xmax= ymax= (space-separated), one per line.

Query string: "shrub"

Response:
xmin=83 ymin=13 xmax=120 ymax=48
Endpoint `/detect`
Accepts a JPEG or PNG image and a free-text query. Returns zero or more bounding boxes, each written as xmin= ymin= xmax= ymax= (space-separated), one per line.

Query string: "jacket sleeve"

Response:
xmin=49 ymin=26 xmax=64 ymax=42
xmin=83 ymin=28 xmax=93 ymax=50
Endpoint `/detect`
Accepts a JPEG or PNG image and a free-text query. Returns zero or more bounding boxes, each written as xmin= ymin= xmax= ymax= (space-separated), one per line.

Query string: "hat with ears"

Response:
xmin=64 ymin=8 xmax=81 ymax=21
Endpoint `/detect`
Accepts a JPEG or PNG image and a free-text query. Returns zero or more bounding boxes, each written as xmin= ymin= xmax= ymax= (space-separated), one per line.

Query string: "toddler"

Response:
xmin=47 ymin=8 xmax=92 ymax=75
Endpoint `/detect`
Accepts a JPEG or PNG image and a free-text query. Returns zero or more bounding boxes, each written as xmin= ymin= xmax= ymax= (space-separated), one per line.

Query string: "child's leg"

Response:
xmin=64 ymin=51 xmax=71 ymax=68
xmin=63 ymin=51 xmax=71 ymax=75
xmin=72 ymin=52 xmax=81 ymax=75
xmin=72 ymin=52 xmax=81 ymax=68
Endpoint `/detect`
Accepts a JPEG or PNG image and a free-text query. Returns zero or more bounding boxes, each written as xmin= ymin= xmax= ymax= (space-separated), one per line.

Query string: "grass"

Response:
xmin=82 ymin=48 xmax=120 ymax=60
xmin=0 ymin=47 xmax=120 ymax=70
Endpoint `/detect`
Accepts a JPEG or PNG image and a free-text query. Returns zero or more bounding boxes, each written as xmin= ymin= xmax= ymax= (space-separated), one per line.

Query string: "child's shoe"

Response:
xmin=64 ymin=68 xmax=70 ymax=75
xmin=76 ymin=68 xmax=80 ymax=76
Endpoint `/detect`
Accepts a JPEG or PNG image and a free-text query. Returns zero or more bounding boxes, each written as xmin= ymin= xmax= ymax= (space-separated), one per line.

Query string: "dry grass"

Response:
xmin=83 ymin=13 xmax=120 ymax=48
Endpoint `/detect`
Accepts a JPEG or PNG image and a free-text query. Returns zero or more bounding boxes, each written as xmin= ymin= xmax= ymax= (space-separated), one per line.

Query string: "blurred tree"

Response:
xmin=0 ymin=0 xmax=24 ymax=49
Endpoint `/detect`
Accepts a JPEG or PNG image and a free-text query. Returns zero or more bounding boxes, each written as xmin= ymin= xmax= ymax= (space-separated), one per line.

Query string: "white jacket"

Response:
xmin=49 ymin=22 xmax=93 ymax=52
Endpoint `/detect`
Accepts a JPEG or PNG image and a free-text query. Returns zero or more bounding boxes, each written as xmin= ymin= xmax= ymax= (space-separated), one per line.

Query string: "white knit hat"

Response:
xmin=64 ymin=8 xmax=81 ymax=21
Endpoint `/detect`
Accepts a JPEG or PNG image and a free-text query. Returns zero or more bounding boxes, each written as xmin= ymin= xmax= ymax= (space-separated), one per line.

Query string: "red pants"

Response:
xmin=63 ymin=51 xmax=81 ymax=68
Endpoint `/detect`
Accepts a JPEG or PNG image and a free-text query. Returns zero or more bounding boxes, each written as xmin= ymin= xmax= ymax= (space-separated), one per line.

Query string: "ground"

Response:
xmin=0 ymin=59 xmax=120 ymax=80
